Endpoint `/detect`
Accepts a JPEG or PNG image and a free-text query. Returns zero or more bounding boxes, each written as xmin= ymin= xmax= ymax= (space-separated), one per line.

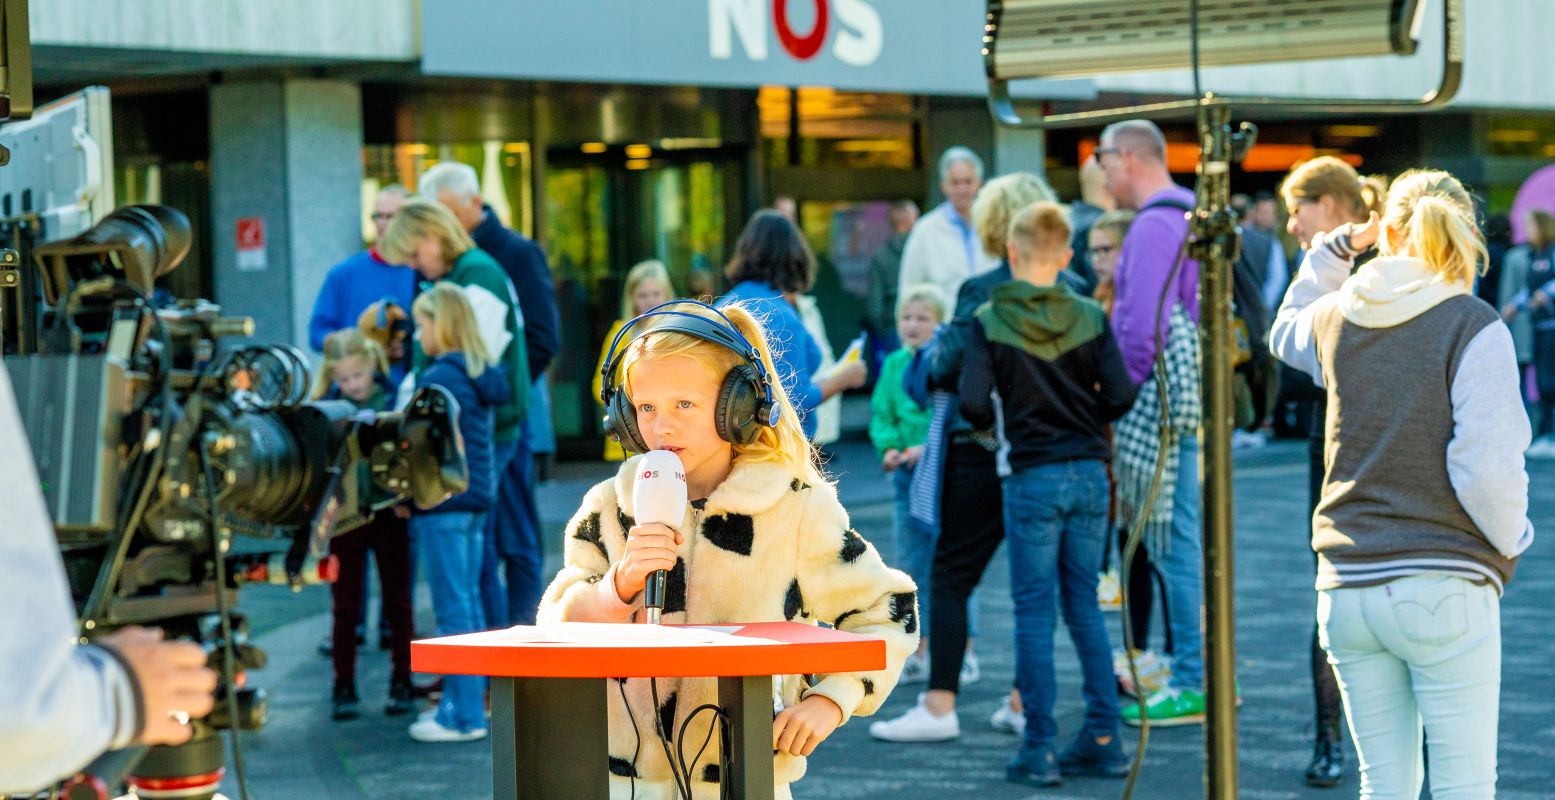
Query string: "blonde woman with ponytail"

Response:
xmin=1277 ymin=155 xmax=1389 ymax=788
xmin=539 ymin=301 xmax=917 ymax=799
xmin=1271 ymin=169 xmax=1532 ymax=798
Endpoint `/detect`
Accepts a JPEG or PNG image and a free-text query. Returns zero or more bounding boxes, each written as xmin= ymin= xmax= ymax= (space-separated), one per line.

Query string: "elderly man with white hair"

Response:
xmin=897 ymin=147 xmax=998 ymax=303
xmin=419 ymin=162 xmax=559 ymax=629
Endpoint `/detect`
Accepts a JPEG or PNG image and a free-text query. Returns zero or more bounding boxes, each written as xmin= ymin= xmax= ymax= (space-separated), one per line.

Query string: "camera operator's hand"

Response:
xmin=98 ymin=627 xmax=218 ymax=746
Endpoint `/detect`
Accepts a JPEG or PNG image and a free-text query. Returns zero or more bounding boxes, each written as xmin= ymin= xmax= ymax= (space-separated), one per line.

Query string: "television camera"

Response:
xmin=1 ymin=204 xmax=467 ymax=798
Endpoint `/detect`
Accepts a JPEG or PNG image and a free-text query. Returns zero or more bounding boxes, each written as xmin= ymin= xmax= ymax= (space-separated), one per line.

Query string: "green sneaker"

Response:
xmin=1122 ymin=688 xmax=1205 ymax=728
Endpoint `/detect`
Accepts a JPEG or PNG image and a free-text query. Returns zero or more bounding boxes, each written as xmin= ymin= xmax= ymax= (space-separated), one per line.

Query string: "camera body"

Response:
xmin=1 ymin=204 xmax=468 ymax=794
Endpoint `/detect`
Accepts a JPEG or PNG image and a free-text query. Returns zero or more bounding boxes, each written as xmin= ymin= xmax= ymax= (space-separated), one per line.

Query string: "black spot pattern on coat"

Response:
xmin=572 ymin=512 xmax=607 ymax=561
xmin=862 ymin=678 xmax=875 ymax=697
xmin=802 ymin=673 xmax=817 ymax=689
xmin=833 ymin=608 xmax=863 ymax=629
xmin=784 ymin=579 xmax=805 ymax=621
xmin=584 ymin=574 xmax=603 ymax=585
xmin=609 ymin=757 xmax=638 ymax=778
xmin=663 ymin=558 xmax=688 ymax=616
xmin=656 ymin=690 xmax=678 ymax=739
xmin=839 ymin=528 xmax=867 ymax=563
xmin=616 ymin=507 xmax=636 ymax=541
xmin=701 ymin=513 xmax=755 ymax=556
xmin=889 ymin=592 xmax=919 ymax=635
xmin=701 ymin=764 xmax=720 ymax=784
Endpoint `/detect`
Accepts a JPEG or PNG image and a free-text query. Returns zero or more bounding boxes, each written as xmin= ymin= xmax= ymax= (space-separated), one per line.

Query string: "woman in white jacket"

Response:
xmin=1270 ymin=169 xmax=1533 ymax=799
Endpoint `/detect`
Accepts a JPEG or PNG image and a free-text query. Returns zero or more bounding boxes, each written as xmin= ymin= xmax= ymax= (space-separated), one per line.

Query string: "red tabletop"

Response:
xmin=411 ymin=621 xmax=885 ymax=678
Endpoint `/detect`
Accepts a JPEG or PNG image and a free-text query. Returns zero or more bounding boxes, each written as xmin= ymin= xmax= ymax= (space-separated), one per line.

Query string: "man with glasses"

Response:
xmin=307 ymin=183 xmax=416 ymax=383
xmin=1094 ymin=119 xmax=1208 ymax=728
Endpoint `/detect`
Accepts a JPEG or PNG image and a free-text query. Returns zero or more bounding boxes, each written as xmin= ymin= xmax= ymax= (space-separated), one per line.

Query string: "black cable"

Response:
xmin=1117 ymin=232 xmax=1193 ymax=800
xmin=650 ymin=678 xmax=691 ymax=800
xmin=676 ymin=704 xmax=729 ymax=798
xmin=617 ymin=677 xmax=640 ymax=800
xmin=199 ymin=449 xmax=252 ymax=800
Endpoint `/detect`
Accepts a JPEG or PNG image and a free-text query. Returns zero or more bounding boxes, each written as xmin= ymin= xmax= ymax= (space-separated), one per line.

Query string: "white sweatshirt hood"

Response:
xmin=1337 ymin=255 xmax=1471 ymax=329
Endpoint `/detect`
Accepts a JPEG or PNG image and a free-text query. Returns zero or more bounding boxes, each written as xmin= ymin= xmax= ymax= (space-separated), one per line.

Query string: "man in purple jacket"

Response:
xmin=1095 ymin=119 xmax=1206 ymax=725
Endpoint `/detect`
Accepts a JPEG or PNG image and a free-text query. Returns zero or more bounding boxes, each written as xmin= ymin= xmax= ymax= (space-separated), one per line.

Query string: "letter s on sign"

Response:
xmin=831 ymin=0 xmax=883 ymax=67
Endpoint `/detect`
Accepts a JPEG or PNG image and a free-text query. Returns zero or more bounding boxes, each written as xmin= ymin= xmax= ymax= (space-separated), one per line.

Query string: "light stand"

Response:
xmin=1189 ymin=100 xmax=1257 ymax=797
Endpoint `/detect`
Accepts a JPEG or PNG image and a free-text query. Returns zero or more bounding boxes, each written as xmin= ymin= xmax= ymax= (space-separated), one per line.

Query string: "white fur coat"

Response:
xmin=539 ymin=456 xmax=919 ymax=797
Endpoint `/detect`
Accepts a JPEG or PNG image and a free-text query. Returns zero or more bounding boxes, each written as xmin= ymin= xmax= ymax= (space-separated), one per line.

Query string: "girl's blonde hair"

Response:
xmin=378 ymin=198 xmax=476 ymax=267
xmin=972 ymin=172 xmax=1059 ymax=258
xmin=1281 ymin=156 xmax=1388 ymax=222
xmin=1379 ymin=169 xmax=1487 ymax=287
xmin=896 ymin=282 xmax=950 ymax=323
xmin=620 ymin=259 xmax=677 ymax=321
xmin=412 ymin=282 xmax=493 ymax=378
xmin=618 ymin=302 xmax=826 ymax=488
xmin=314 ymin=328 xmax=388 ymax=399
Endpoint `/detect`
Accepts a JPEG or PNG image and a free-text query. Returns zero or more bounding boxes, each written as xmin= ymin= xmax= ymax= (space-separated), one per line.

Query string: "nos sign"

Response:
xmin=710 ymin=0 xmax=883 ymax=67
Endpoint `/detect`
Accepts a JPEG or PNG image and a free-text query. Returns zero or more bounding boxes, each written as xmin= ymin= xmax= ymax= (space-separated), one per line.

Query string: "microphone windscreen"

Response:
xmin=633 ymin=450 xmax=687 ymax=528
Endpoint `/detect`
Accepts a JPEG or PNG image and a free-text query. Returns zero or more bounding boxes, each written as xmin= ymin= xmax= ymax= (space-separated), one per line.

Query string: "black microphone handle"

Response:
xmin=643 ymin=568 xmax=668 ymax=623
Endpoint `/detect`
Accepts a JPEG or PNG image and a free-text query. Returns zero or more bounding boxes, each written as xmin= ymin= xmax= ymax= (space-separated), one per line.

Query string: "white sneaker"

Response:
xmin=898 ymin=651 xmax=928 ymax=685
xmin=409 ymin=717 xmax=488 ymax=743
xmin=1231 ymin=430 xmax=1266 ymax=450
xmin=989 ymin=695 xmax=1025 ymax=736
xmin=959 ymin=651 xmax=981 ymax=686
xmin=868 ymin=694 xmax=960 ymax=742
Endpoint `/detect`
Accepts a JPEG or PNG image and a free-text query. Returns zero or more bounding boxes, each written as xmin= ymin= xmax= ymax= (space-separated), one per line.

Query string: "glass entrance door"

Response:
xmin=544 ymin=146 xmax=735 ymax=457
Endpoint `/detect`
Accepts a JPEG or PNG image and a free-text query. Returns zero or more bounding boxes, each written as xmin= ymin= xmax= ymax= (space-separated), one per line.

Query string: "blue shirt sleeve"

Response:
xmin=308 ymin=268 xmax=343 ymax=352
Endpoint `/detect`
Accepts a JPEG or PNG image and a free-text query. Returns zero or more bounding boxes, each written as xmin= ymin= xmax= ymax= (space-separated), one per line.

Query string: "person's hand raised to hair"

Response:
xmin=98 ymin=627 xmax=218 ymax=746
xmin=1340 ymin=212 xmax=1381 ymax=253
xmin=613 ymin=523 xmax=683 ymax=603
xmin=773 ymin=695 xmax=844 ymax=757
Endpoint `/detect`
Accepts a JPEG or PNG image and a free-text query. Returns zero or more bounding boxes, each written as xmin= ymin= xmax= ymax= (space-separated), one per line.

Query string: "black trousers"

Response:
xmin=927 ymin=444 xmax=1004 ymax=693
xmin=330 ymin=509 xmax=414 ymax=689
xmin=1308 ymin=404 xmax=1344 ymax=740
xmin=1114 ymin=525 xmax=1170 ymax=655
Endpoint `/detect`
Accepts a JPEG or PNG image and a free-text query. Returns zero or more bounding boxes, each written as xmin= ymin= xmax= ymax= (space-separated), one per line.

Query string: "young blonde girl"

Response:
xmin=1271 ymin=169 xmax=1532 ymax=798
xmin=405 ymin=283 xmax=511 ymax=744
xmin=315 ymin=330 xmax=418 ymax=722
xmin=540 ymin=302 xmax=917 ymax=799
xmin=593 ymin=260 xmax=678 ymax=461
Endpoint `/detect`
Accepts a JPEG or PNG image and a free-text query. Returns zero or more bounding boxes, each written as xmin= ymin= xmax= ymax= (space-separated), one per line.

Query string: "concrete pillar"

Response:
xmin=925 ymin=100 xmax=1048 ymax=203
xmin=992 ymin=124 xmax=1046 ymax=181
xmin=209 ymin=78 xmax=363 ymax=350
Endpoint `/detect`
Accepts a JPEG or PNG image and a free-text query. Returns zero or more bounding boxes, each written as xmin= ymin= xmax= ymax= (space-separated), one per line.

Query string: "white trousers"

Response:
xmin=1318 ymin=574 xmax=1501 ymax=800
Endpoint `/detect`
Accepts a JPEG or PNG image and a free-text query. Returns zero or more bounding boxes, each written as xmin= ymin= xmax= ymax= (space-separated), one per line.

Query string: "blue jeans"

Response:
xmin=414 ymin=511 xmax=489 ymax=732
xmin=1319 ymin=576 xmax=1501 ymax=799
xmin=1003 ymin=460 xmax=1120 ymax=748
xmin=482 ymin=433 xmax=546 ymax=627
xmin=1159 ymin=436 xmax=1204 ymax=690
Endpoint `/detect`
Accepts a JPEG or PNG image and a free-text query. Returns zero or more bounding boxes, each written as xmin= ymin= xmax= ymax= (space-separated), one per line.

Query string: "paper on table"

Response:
xmin=493 ymin=622 xmax=742 ymax=646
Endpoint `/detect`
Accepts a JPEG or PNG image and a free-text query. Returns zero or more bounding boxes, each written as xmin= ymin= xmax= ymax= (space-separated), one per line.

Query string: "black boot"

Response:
xmin=332 ymin=684 xmax=361 ymax=721
xmin=386 ymin=677 xmax=417 ymax=716
xmin=1304 ymin=724 xmax=1345 ymax=788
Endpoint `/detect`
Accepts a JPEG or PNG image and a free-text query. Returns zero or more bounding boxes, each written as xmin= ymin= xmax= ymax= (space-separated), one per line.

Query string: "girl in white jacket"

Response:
xmin=539 ymin=302 xmax=918 ymax=799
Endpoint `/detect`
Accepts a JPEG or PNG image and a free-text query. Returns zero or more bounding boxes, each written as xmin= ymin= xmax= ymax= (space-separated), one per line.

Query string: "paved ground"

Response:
xmin=219 ymin=406 xmax=1555 ymax=799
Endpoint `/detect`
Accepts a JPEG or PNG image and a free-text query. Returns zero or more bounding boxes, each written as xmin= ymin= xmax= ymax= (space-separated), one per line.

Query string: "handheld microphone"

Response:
xmin=633 ymin=449 xmax=687 ymax=625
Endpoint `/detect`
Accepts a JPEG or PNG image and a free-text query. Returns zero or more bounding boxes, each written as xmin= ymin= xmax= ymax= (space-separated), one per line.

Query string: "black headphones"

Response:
xmin=599 ymin=300 xmax=780 ymax=455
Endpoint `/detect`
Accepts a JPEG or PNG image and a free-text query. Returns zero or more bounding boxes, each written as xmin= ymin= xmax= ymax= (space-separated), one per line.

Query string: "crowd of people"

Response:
xmin=289 ymin=116 xmax=1542 ymax=798
xmin=9 ymin=111 xmax=1531 ymax=794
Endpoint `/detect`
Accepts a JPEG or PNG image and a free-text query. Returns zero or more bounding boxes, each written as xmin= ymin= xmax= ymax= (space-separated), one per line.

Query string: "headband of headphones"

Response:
xmin=598 ymin=299 xmax=780 ymax=427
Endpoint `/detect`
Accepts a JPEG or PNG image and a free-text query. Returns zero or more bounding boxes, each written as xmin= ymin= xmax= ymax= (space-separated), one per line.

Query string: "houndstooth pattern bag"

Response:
xmin=1113 ymin=304 xmax=1201 ymax=555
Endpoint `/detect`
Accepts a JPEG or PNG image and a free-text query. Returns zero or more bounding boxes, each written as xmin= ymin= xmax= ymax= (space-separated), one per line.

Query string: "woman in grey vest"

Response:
xmin=1269 ymin=169 xmax=1533 ymax=799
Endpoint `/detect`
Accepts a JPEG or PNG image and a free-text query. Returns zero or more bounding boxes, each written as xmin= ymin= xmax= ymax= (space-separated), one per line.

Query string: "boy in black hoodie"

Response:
xmin=960 ymin=202 xmax=1137 ymax=787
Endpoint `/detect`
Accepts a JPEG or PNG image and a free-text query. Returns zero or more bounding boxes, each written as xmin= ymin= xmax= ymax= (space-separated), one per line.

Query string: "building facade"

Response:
xmin=26 ymin=0 xmax=1555 ymax=454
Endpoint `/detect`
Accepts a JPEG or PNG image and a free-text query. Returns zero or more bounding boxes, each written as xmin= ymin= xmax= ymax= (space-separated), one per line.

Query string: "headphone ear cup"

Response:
xmin=606 ymin=388 xmax=651 ymax=455
xmin=715 ymin=364 xmax=763 ymax=445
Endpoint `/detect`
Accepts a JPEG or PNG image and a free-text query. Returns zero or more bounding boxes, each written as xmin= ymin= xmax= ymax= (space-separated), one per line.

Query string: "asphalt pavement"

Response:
xmin=218 ymin=405 xmax=1555 ymax=799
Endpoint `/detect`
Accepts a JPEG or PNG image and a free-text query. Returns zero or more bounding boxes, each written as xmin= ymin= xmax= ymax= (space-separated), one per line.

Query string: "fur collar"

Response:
xmin=612 ymin=455 xmax=806 ymax=518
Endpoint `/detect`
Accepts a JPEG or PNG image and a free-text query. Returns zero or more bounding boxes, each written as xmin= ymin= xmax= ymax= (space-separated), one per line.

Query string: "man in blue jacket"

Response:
xmin=420 ymin=162 xmax=560 ymax=627
xmin=308 ymin=184 xmax=416 ymax=383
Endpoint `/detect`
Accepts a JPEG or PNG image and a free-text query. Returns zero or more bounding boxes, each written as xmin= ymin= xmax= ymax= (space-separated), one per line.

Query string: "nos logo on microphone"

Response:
xmin=642 ymin=470 xmax=687 ymax=482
